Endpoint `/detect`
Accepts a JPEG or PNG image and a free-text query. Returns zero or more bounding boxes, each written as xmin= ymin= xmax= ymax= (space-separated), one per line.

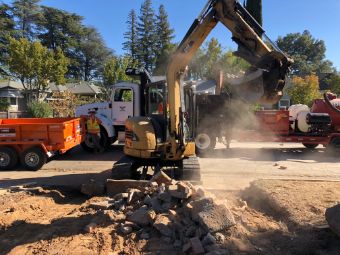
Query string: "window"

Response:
xmin=148 ymin=84 xmax=164 ymax=114
xmin=9 ymin=97 xmax=17 ymax=106
xmin=279 ymin=99 xmax=290 ymax=108
xmin=114 ymin=89 xmax=133 ymax=102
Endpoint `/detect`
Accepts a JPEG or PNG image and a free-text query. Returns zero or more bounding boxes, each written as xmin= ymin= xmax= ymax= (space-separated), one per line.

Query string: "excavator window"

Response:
xmin=147 ymin=83 xmax=165 ymax=115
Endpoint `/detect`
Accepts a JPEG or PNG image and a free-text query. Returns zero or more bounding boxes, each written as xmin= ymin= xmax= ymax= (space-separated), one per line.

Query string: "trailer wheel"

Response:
xmin=195 ymin=132 xmax=216 ymax=155
xmin=302 ymin=143 xmax=319 ymax=149
xmin=327 ymin=137 xmax=340 ymax=155
xmin=0 ymin=147 xmax=18 ymax=170
xmin=20 ymin=147 xmax=47 ymax=171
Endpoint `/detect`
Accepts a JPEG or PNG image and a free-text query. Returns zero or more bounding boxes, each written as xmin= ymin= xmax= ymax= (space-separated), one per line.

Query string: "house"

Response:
xmin=0 ymin=80 xmax=26 ymax=112
xmin=65 ymin=82 xmax=102 ymax=98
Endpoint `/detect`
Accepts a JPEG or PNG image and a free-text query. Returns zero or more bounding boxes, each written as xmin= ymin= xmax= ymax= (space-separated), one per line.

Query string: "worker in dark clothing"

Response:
xmin=86 ymin=110 xmax=104 ymax=153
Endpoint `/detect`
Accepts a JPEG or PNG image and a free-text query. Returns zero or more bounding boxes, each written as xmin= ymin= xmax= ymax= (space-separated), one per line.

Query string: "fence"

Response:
xmin=0 ymin=111 xmax=30 ymax=119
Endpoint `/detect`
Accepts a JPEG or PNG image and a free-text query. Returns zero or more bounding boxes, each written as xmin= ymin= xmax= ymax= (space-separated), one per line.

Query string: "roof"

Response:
xmin=65 ymin=82 xmax=102 ymax=95
xmin=47 ymin=83 xmax=68 ymax=93
xmin=0 ymin=80 xmax=24 ymax=90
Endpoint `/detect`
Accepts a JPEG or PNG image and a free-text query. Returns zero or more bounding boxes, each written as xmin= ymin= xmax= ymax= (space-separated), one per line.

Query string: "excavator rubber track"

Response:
xmin=111 ymin=155 xmax=201 ymax=184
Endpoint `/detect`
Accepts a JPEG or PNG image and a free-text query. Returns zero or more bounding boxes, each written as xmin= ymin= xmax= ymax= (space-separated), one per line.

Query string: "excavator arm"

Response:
xmin=166 ymin=0 xmax=292 ymax=160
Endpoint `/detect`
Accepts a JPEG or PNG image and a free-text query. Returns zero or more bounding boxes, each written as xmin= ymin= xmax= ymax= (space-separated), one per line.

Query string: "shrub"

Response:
xmin=0 ymin=98 xmax=10 ymax=112
xmin=28 ymin=101 xmax=52 ymax=118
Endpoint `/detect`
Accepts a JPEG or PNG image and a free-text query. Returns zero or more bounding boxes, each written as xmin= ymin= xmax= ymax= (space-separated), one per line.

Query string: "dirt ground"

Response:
xmin=1 ymin=180 xmax=340 ymax=255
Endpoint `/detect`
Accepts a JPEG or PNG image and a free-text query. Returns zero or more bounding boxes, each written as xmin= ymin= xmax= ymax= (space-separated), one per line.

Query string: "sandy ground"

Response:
xmin=1 ymin=180 xmax=340 ymax=254
xmin=1 ymin=142 xmax=340 ymax=254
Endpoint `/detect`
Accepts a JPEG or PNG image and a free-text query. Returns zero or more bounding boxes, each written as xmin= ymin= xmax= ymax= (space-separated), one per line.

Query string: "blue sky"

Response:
xmin=3 ymin=0 xmax=340 ymax=70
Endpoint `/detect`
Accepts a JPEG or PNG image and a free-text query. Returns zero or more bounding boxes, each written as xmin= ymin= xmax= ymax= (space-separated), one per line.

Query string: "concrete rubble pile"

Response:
xmin=83 ymin=171 xmax=235 ymax=254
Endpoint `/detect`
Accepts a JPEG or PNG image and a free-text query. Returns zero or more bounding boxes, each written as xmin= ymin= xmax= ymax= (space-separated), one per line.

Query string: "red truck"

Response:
xmin=0 ymin=118 xmax=85 ymax=171
xmin=195 ymin=92 xmax=340 ymax=153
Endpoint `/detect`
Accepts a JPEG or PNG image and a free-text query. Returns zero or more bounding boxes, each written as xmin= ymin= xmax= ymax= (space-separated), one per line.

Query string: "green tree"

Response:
xmin=288 ymin=74 xmax=322 ymax=106
xmin=36 ymin=6 xmax=86 ymax=80
xmin=7 ymin=37 xmax=68 ymax=101
xmin=103 ymin=56 xmax=135 ymax=85
xmin=0 ymin=3 xmax=15 ymax=64
xmin=12 ymin=0 xmax=41 ymax=40
xmin=202 ymin=38 xmax=222 ymax=79
xmin=327 ymin=73 xmax=340 ymax=95
xmin=79 ymin=27 xmax=112 ymax=81
xmin=154 ymin=5 xmax=175 ymax=75
xmin=137 ymin=0 xmax=157 ymax=72
xmin=276 ymin=30 xmax=334 ymax=75
xmin=123 ymin=9 xmax=138 ymax=62
xmin=245 ymin=0 xmax=263 ymax=26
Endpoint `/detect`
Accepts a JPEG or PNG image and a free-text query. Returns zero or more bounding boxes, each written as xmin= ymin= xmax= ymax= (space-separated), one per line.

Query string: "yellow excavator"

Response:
xmin=112 ymin=0 xmax=292 ymax=181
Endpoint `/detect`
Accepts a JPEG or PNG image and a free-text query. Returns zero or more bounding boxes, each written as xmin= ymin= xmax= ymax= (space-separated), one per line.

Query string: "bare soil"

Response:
xmin=1 ymin=180 xmax=340 ymax=255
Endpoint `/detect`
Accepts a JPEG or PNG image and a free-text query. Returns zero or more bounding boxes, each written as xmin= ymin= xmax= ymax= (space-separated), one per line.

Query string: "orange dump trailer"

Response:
xmin=0 ymin=118 xmax=85 ymax=171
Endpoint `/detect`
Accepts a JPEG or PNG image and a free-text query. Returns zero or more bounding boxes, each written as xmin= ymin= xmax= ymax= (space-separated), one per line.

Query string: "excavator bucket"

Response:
xmin=228 ymin=50 xmax=292 ymax=104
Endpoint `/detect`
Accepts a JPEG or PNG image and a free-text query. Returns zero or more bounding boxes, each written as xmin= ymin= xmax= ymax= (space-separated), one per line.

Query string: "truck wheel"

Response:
xmin=20 ymin=147 xmax=47 ymax=171
xmin=0 ymin=147 xmax=18 ymax=170
xmin=81 ymin=128 xmax=112 ymax=153
xmin=302 ymin=143 xmax=319 ymax=149
xmin=195 ymin=132 xmax=216 ymax=155
xmin=327 ymin=137 xmax=340 ymax=155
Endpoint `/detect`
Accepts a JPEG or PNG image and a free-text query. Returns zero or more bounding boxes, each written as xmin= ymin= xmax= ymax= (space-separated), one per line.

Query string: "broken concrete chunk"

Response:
xmin=167 ymin=184 xmax=192 ymax=199
xmin=185 ymin=225 xmax=197 ymax=238
xmin=189 ymin=198 xmax=214 ymax=221
xmin=158 ymin=191 xmax=172 ymax=203
xmin=325 ymin=204 xmax=340 ymax=238
xmin=81 ymin=179 xmax=105 ymax=196
xmin=182 ymin=242 xmax=192 ymax=253
xmin=202 ymin=233 xmax=216 ymax=246
xmin=150 ymin=171 xmax=173 ymax=185
xmin=189 ymin=197 xmax=235 ymax=233
xmin=106 ymin=180 xmax=148 ymax=196
xmin=89 ymin=201 xmax=112 ymax=210
xmin=113 ymin=193 xmax=129 ymax=201
xmin=127 ymin=188 xmax=143 ymax=204
xmin=198 ymin=203 xmax=235 ymax=233
xmin=205 ymin=249 xmax=230 ymax=255
xmin=127 ymin=207 xmax=156 ymax=226
xmin=120 ymin=224 xmax=133 ymax=235
xmin=150 ymin=196 xmax=163 ymax=213
xmin=153 ymin=214 xmax=173 ymax=237
xmin=214 ymin=233 xmax=226 ymax=243
xmin=143 ymin=195 xmax=152 ymax=206
xmin=190 ymin=237 xmax=205 ymax=255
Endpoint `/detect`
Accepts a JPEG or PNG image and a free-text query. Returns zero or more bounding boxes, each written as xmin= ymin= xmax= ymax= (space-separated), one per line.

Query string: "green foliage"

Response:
xmin=7 ymin=37 xmax=68 ymax=100
xmin=136 ymin=0 xmax=157 ymax=72
xmin=276 ymin=30 xmax=334 ymax=75
xmin=103 ymin=56 xmax=135 ymax=86
xmin=327 ymin=73 xmax=340 ymax=95
xmin=27 ymin=101 xmax=52 ymax=118
xmin=287 ymin=75 xmax=322 ymax=106
xmin=189 ymin=38 xmax=249 ymax=80
xmin=0 ymin=3 xmax=15 ymax=65
xmin=123 ymin=10 xmax=138 ymax=62
xmin=245 ymin=0 xmax=263 ymax=26
xmin=80 ymin=27 xmax=112 ymax=81
xmin=124 ymin=1 xmax=174 ymax=73
xmin=12 ymin=0 xmax=41 ymax=39
xmin=0 ymin=98 xmax=10 ymax=112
